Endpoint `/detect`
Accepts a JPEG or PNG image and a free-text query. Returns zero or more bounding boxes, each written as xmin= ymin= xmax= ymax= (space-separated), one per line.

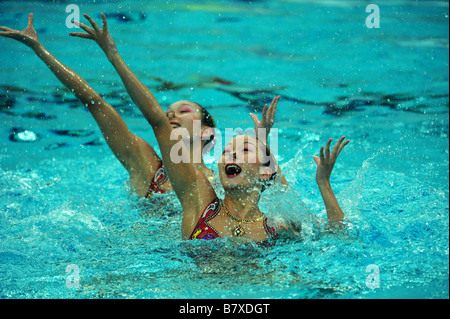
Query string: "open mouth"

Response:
xmin=170 ymin=121 xmax=181 ymax=128
xmin=225 ymin=163 xmax=242 ymax=178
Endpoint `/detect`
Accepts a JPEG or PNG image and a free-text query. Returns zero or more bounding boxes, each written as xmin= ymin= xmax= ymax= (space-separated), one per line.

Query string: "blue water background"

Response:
xmin=0 ymin=0 xmax=448 ymax=298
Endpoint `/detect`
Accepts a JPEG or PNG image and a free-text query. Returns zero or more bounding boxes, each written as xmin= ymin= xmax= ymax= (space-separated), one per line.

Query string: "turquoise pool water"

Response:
xmin=0 ymin=0 xmax=448 ymax=299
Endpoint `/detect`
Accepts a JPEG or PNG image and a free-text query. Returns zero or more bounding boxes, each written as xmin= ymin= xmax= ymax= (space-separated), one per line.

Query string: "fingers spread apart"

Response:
xmin=83 ymin=14 xmax=100 ymax=32
xmin=71 ymin=20 xmax=94 ymax=36
xmin=320 ymin=136 xmax=350 ymax=162
xmin=0 ymin=26 xmax=14 ymax=32
xmin=101 ymin=13 xmax=108 ymax=31
xmin=27 ymin=13 xmax=34 ymax=27
xmin=69 ymin=32 xmax=93 ymax=39
xmin=332 ymin=136 xmax=349 ymax=158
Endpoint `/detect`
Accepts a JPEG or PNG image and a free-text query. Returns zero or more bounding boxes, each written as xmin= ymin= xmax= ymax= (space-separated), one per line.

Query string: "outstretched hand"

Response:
xmin=70 ymin=13 xmax=118 ymax=60
xmin=250 ymin=95 xmax=280 ymax=142
xmin=0 ymin=13 xmax=40 ymax=48
xmin=313 ymin=136 xmax=349 ymax=184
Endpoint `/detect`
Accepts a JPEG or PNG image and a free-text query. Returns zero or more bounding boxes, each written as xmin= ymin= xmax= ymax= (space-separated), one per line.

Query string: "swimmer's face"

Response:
xmin=166 ymin=101 xmax=203 ymax=134
xmin=218 ymin=135 xmax=273 ymax=190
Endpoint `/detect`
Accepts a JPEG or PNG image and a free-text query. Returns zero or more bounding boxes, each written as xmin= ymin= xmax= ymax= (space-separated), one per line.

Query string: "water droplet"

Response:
xmin=9 ymin=129 xmax=40 ymax=143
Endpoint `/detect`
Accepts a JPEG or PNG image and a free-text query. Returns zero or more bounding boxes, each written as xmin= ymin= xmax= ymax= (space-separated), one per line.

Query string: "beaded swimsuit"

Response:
xmin=145 ymin=163 xmax=169 ymax=198
xmin=189 ymin=197 xmax=277 ymax=243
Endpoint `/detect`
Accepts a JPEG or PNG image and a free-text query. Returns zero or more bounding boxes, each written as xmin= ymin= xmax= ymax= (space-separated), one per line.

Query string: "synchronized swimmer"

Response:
xmin=0 ymin=13 xmax=350 ymax=243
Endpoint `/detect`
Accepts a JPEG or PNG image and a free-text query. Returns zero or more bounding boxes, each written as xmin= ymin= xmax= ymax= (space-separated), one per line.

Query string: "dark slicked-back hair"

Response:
xmin=259 ymin=140 xmax=278 ymax=193
xmin=193 ymin=102 xmax=216 ymax=147
xmin=194 ymin=102 xmax=216 ymax=129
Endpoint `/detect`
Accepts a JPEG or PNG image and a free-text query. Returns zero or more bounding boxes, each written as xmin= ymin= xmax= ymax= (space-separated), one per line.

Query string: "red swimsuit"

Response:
xmin=145 ymin=167 xmax=277 ymax=244
xmin=189 ymin=197 xmax=277 ymax=243
xmin=190 ymin=198 xmax=222 ymax=240
xmin=145 ymin=164 xmax=169 ymax=198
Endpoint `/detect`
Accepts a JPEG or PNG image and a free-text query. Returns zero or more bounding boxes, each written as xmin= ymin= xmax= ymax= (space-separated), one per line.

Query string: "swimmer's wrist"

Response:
xmin=316 ymin=178 xmax=330 ymax=187
xmin=31 ymin=42 xmax=45 ymax=54
xmin=106 ymin=50 xmax=120 ymax=62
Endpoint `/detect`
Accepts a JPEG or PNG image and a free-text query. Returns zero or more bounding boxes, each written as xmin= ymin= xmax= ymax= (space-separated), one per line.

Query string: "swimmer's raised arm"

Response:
xmin=250 ymin=96 xmax=288 ymax=186
xmin=313 ymin=136 xmax=350 ymax=226
xmin=70 ymin=13 xmax=163 ymax=129
xmin=70 ymin=14 xmax=216 ymax=210
xmin=70 ymin=13 xmax=216 ymax=231
xmin=250 ymin=96 xmax=280 ymax=144
xmin=0 ymin=13 xmax=161 ymax=196
xmin=0 ymin=13 xmax=99 ymax=108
